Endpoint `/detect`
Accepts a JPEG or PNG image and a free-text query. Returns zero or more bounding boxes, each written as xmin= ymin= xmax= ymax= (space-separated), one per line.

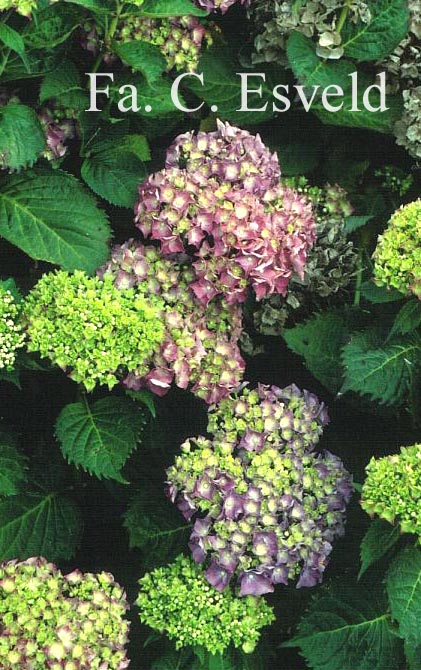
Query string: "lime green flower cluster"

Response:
xmin=136 ymin=555 xmax=274 ymax=654
xmin=0 ymin=285 xmax=25 ymax=371
xmin=361 ymin=444 xmax=421 ymax=538
xmin=373 ymin=200 xmax=421 ymax=298
xmin=0 ymin=557 xmax=130 ymax=669
xmin=0 ymin=0 xmax=37 ymax=16
xmin=23 ymin=270 xmax=165 ymax=392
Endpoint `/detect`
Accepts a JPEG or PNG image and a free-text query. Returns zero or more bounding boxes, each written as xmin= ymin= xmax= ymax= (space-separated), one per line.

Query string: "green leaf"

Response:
xmin=387 ymin=546 xmax=421 ymax=646
xmin=56 ymin=397 xmax=147 ymax=483
xmin=344 ymin=215 xmax=374 ymax=234
xmin=0 ymin=436 xmax=27 ymax=497
xmin=152 ymin=649 xmax=196 ymax=670
xmin=389 ymin=300 xmax=421 ymax=340
xmin=361 ymin=281 xmax=405 ymax=303
xmin=0 ymin=104 xmax=45 ymax=170
xmin=0 ymin=492 xmax=81 ymax=561
xmin=115 ymin=41 xmax=166 ymax=84
xmin=287 ymin=32 xmax=354 ymax=90
xmin=0 ymin=24 xmax=26 ymax=61
xmin=313 ymin=93 xmax=403 ymax=134
xmin=342 ymin=0 xmax=409 ymax=62
xmin=405 ymin=642 xmax=421 ymax=670
xmin=125 ymin=389 xmax=156 ymax=418
xmin=359 ymin=519 xmax=401 ymax=579
xmin=140 ymin=0 xmax=208 ymax=17
xmin=123 ymin=484 xmax=190 ymax=565
xmin=341 ymin=330 xmax=421 ymax=405
xmin=24 ymin=4 xmax=81 ymax=48
xmin=283 ymin=309 xmax=365 ymax=394
xmin=112 ymin=73 xmax=183 ymax=118
xmin=0 ymin=169 xmax=111 ymax=273
xmin=40 ymin=59 xmax=88 ymax=109
xmin=63 ymin=0 xmax=113 ymax=10
xmin=186 ymin=45 xmax=275 ymax=125
xmin=82 ymin=149 xmax=147 ymax=207
xmin=283 ymin=582 xmax=404 ymax=670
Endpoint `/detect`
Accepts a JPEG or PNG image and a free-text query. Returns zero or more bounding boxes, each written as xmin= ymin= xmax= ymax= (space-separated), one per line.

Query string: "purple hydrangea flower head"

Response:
xmin=166 ymin=385 xmax=352 ymax=594
xmin=98 ymin=240 xmax=245 ymax=404
xmin=194 ymin=0 xmax=250 ymax=13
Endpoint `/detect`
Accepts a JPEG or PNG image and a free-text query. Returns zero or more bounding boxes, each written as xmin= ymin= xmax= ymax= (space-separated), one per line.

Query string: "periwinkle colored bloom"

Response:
xmin=136 ymin=555 xmax=274 ymax=654
xmin=361 ymin=444 xmax=421 ymax=538
xmin=0 ymin=557 xmax=130 ymax=669
xmin=166 ymin=384 xmax=352 ymax=594
xmin=99 ymin=240 xmax=245 ymax=403
xmin=373 ymin=200 xmax=421 ymax=298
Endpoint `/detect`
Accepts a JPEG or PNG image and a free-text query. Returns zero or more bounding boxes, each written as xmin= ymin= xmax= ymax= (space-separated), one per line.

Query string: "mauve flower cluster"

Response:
xmin=166 ymin=384 xmax=352 ymax=596
xmin=135 ymin=121 xmax=316 ymax=304
xmin=38 ymin=108 xmax=76 ymax=161
xmin=0 ymin=557 xmax=130 ymax=670
xmin=195 ymin=0 xmax=250 ymax=13
xmin=115 ymin=15 xmax=210 ymax=72
xmin=98 ymin=240 xmax=245 ymax=404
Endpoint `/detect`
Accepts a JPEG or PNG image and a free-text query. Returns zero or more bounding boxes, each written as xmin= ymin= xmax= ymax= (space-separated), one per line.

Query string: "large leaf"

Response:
xmin=0 ymin=104 xmax=45 ymax=170
xmin=140 ymin=0 xmax=208 ymax=17
xmin=359 ymin=519 xmax=401 ymax=579
xmin=388 ymin=300 xmax=421 ymax=340
xmin=123 ymin=484 xmax=190 ymax=566
xmin=24 ymin=4 xmax=81 ymax=48
xmin=40 ymin=59 xmax=88 ymax=109
xmin=342 ymin=0 xmax=409 ymax=61
xmin=81 ymin=149 xmax=147 ymax=207
xmin=341 ymin=330 xmax=421 ymax=405
xmin=313 ymin=93 xmax=403 ymax=134
xmin=56 ymin=397 xmax=148 ymax=484
xmin=0 ymin=170 xmax=110 ymax=273
xmin=115 ymin=41 xmax=166 ymax=84
xmin=0 ymin=492 xmax=81 ymax=561
xmin=361 ymin=281 xmax=405 ymax=304
xmin=186 ymin=45 xmax=275 ymax=125
xmin=0 ymin=436 xmax=27 ymax=497
xmin=283 ymin=309 xmax=364 ymax=394
xmin=0 ymin=24 xmax=27 ymax=62
xmin=284 ymin=583 xmax=404 ymax=670
xmin=287 ymin=32 xmax=354 ymax=90
xmin=387 ymin=546 xmax=421 ymax=646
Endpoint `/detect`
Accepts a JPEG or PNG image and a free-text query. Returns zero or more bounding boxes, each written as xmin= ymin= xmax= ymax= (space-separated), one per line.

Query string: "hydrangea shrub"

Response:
xmin=0 ymin=284 xmax=25 ymax=371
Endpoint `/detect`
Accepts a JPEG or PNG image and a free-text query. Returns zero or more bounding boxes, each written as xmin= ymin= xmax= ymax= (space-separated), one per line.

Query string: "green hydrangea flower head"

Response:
xmin=136 ymin=555 xmax=275 ymax=655
xmin=0 ymin=0 xmax=37 ymax=16
xmin=0 ymin=283 xmax=25 ymax=371
xmin=361 ymin=444 xmax=421 ymax=538
xmin=23 ymin=270 xmax=165 ymax=392
xmin=0 ymin=557 xmax=130 ymax=669
xmin=373 ymin=200 xmax=421 ymax=297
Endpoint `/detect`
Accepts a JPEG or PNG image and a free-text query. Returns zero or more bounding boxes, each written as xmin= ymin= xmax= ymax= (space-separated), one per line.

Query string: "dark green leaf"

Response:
xmin=313 ymin=93 xmax=403 ymax=134
xmin=56 ymin=397 xmax=148 ymax=484
xmin=140 ymin=0 xmax=208 ymax=17
xmin=0 ymin=24 xmax=26 ymax=60
xmin=359 ymin=519 xmax=401 ymax=579
xmin=341 ymin=330 xmax=421 ymax=405
xmin=0 ymin=104 xmax=45 ymax=170
xmin=186 ymin=45 xmax=275 ymax=125
xmin=387 ymin=546 xmax=421 ymax=646
xmin=82 ymin=149 xmax=147 ymax=207
xmin=0 ymin=492 xmax=81 ymax=561
xmin=123 ymin=484 xmax=190 ymax=565
xmin=344 ymin=215 xmax=374 ymax=234
xmin=361 ymin=281 xmax=406 ymax=303
xmin=125 ymin=389 xmax=156 ymax=418
xmin=389 ymin=300 xmax=421 ymax=340
xmin=40 ymin=59 xmax=88 ymax=109
xmin=24 ymin=4 xmax=81 ymax=48
xmin=283 ymin=582 xmax=404 ymax=670
xmin=284 ymin=309 xmax=364 ymax=394
xmin=0 ymin=169 xmax=111 ymax=273
xmin=342 ymin=0 xmax=409 ymax=62
xmin=115 ymin=41 xmax=166 ymax=84
xmin=287 ymin=32 xmax=354 ymax=90
xmin=0 ymin=435 xmax=27 ymax=497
